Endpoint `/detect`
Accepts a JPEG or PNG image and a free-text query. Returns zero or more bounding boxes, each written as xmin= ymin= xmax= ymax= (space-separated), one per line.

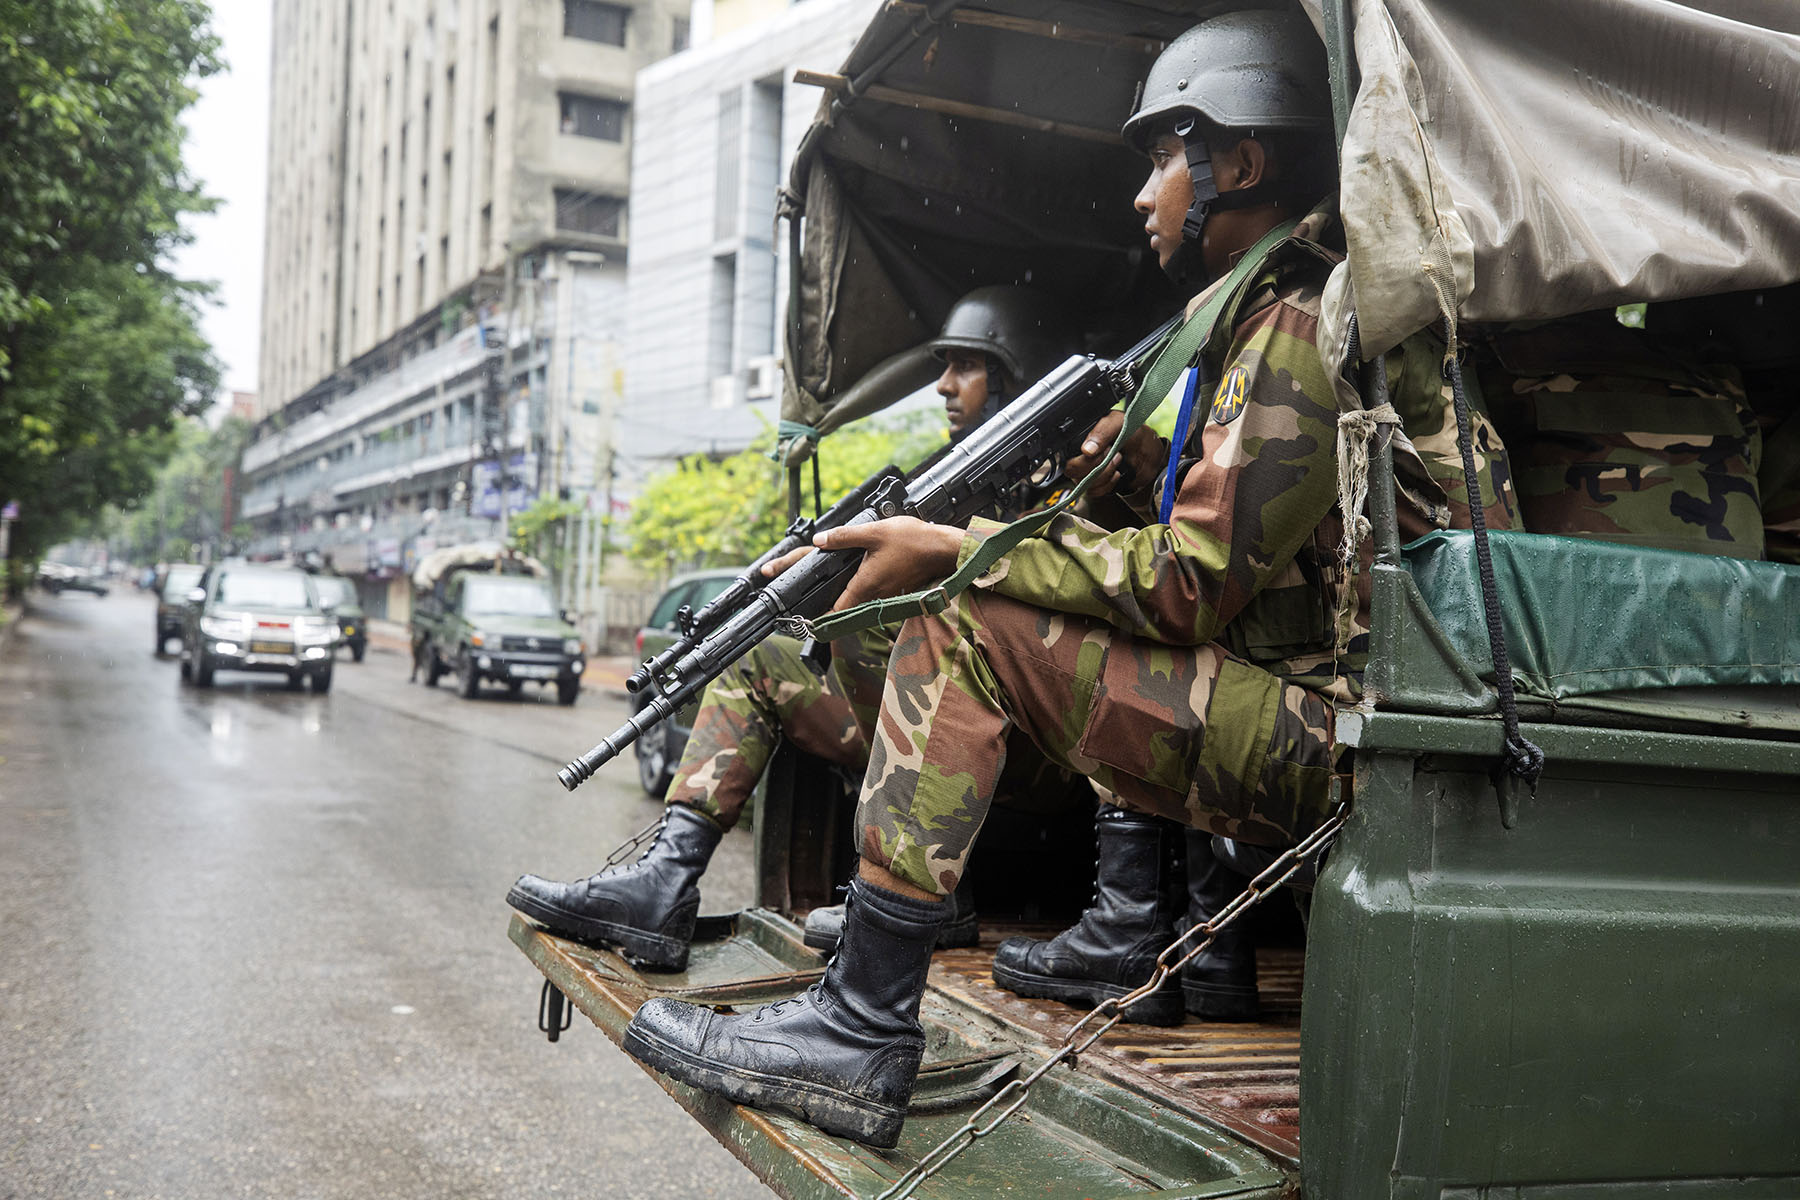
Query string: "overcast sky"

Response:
xmin=170 ymin=1 xmax=272 ymax=401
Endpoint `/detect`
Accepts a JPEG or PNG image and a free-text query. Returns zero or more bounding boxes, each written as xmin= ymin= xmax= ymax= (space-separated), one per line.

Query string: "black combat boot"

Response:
xmin=1181 ymin=831 xmax=1260 ymax=1021
xmin=989 ymin=806 xmax=1186 ymax=1026
xmin=505 ymin=804 xmax=722 ymax=972
xmin=802 ymin=871 xmax=978 ymax=954
xmin=625 ymin=876 xmax=945 ymax=1148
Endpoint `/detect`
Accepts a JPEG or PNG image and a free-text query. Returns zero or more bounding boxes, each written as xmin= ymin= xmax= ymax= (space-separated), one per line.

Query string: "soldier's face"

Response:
xmin=937 ymin=349 xmax=990 ymax=438
xmin=1136 ymin=131 xmax=1194 ymax=269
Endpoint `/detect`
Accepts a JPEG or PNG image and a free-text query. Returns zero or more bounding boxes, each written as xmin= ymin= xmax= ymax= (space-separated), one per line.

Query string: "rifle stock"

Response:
xmin=559 ymin=314 xmax=1181 ymax=792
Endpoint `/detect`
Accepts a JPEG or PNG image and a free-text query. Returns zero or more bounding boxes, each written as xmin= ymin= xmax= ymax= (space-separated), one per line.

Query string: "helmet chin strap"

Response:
xmin=1164 ymin=119 xmax=1280 ymax=288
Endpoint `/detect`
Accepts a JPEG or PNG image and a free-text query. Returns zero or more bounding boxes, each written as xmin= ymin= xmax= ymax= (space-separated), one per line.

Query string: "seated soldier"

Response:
xmin=506 ymin=285 xmax=1085 ymax=972
xmin=1475 ymin=309 xmax=1765 ymax=559
xmin=617 ymin=10 xmax=1485 ymax=1148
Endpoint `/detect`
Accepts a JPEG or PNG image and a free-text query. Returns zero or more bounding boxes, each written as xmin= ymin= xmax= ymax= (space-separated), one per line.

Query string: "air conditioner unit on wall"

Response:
xmin=710 ymin=375 xmax=739 ymax=410
xmin=745 ymin=355 xmax=781 ymax=401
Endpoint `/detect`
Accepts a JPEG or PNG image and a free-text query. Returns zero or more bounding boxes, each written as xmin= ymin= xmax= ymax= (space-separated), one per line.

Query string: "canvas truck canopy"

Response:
xmin=409 ymin=542 xmax=548 ymax=592
xmin=1315 ymin=0 xmax=1800 ymax=365
xmin=779 ymin=0 xmax=1800 ymax=452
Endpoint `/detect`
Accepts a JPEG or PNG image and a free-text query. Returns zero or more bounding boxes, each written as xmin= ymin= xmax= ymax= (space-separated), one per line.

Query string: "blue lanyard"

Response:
xmin=1159 ymin=366 xmax=1204 ymax=525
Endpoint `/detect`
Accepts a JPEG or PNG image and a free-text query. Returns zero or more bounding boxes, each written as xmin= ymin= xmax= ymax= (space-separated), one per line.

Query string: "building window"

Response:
xmin=558 ymin=92 xmax=627 ymax=141
xmin=553 ymin=188 xmax=623 ymax=238
xmin=564 ymin=0 xmax=626 ymax=46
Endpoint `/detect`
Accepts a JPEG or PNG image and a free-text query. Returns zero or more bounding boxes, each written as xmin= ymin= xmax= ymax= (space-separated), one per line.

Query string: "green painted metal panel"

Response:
xmin=1301 ymin=722 xmax=1800 ymax=1199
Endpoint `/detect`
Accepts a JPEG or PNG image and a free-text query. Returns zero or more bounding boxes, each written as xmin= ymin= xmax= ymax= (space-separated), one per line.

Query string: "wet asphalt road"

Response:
xmin=0 ymin=590 xmax=768 ymax=1199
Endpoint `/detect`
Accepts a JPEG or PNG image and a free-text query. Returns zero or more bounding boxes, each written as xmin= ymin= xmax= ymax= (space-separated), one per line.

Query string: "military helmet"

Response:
xmin=929 ymin=286 xmax=1074 ymax=388
xmin=1122 ymin=9 xmax=1331 ymax=152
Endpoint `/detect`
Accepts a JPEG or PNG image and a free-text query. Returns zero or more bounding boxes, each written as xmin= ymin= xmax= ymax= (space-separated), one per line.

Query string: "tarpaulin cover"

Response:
xmin=1314 ymin=0 xmax=1800 ymax=361
xmin=784 ymin=0 xmax=1800 ymax=434
xmin=1405 ymin=530 xmax=1800 ymax=699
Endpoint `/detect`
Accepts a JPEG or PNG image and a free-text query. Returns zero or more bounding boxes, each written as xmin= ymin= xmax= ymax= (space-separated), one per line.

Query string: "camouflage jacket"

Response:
xmin=1477 ymin=316 xmax=1763 ymax=559
xmin=956 ymin=226 xmax=1428 ymax=698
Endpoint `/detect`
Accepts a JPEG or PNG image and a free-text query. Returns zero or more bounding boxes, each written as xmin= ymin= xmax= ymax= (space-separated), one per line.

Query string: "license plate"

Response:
xmin=512 ymin=665 xmax=558 ymax=679
xmin=251 ymin=640 xmax=292 ymax=655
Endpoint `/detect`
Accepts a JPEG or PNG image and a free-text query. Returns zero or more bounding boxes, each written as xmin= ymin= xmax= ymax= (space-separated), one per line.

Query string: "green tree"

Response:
xmin=625 ymin=412 xmax=945 ymax=574
xmin=110 ymin=413 xmax=249 ymax=564
xmin=0 ymin=0 xmax=221 ymax=588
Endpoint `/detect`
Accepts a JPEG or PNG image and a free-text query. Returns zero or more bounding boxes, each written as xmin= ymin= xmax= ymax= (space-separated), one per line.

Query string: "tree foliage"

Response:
xmin=108 ymin=414 xmax=249 ymax=564
xmin=624 ymin=413 xmax=946 ymax=574
xmin=0 ymin=0 xmax=222 ymax=586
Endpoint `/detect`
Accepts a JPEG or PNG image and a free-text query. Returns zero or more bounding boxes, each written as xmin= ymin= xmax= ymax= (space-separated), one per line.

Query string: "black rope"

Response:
xmin=1445 ymin=354 xmax=1546 ymax=793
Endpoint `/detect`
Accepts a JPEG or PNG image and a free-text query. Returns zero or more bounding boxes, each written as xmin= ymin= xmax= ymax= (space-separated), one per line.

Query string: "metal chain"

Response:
xmin=600 ymin=816 xmax=665 ymax=872
xmin=875 ymin=809 xmax=1346 ymax=1200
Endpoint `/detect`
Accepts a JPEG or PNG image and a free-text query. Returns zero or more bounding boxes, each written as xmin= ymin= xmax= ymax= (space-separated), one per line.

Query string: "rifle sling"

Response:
xmin=806 ymin=220 xmax=1300 ymax=641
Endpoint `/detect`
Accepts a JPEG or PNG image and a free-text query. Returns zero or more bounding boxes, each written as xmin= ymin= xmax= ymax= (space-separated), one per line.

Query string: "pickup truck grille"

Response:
xmin=501 ymin=635 xmax=559 ymax=654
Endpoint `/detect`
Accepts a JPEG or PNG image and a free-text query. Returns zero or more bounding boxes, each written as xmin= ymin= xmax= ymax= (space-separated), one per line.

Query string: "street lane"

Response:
xmin=0 ymin=589 xmax=766 ymax=1199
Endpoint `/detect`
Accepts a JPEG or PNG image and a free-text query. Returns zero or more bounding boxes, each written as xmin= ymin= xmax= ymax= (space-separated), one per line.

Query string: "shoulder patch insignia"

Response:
xmin=1210 ymin=365 xmax=1250 ymax=425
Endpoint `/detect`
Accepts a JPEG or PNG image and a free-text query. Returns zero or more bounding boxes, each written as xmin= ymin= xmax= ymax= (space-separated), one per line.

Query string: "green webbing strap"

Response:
xmin=806 ymin=220 xmax=1301 ymax=641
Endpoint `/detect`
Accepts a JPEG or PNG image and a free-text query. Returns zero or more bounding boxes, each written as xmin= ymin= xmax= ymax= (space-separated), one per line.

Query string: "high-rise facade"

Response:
xmin=244 ymin=0 xmax=687 ymax=616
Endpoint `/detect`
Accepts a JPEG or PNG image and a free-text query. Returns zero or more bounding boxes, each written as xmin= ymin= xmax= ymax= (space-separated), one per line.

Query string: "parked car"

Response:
xmin=154 ymin=563 xmax=205 ymax=654
xmin=310 ymin=574 xmax=367 ymax=662
xmin=628 ymin=568 xmax=745 ymax=797
xmin=38 ymin=562 xmax=110 ymax=596
xmin=411 ymin=543 xmax=585 ymax=705
xmin=179 ymin=563 xmax=335 ymax=692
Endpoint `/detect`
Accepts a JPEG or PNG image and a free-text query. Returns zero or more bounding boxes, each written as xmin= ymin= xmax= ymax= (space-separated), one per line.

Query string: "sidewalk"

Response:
xmin=363 ymin=617 xmax=636 ymax=692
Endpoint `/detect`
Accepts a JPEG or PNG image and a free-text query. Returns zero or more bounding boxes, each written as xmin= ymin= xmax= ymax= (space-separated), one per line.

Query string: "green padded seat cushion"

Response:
xmin=1404 ymin=530 xmax=1800 ymax=699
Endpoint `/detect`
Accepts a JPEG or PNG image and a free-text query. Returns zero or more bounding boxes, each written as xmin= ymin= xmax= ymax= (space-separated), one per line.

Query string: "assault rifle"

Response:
xmin=622 ymin=463 xmax=907 ymax=696
xmin=557 ymin=312 xmax=1181 ymax=792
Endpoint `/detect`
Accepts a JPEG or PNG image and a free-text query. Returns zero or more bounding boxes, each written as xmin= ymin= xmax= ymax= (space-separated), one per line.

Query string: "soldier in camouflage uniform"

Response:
xmin=506 ymin=286 xmax=1081 ymax=972
xmin=618 ymin=11 xmax=1496 ymax=1148
xmin=1476 ymin=311 xmax=1764 ymax=558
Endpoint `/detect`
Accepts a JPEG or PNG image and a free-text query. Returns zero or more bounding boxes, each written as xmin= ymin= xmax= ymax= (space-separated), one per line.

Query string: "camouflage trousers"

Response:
xmin=857 ymin=589 xmax=1339 ymax=897
xmin=666 ymin=628 xmax=891 ymax=830
xmin=668 ymin=624 xmax=1094 ymax=834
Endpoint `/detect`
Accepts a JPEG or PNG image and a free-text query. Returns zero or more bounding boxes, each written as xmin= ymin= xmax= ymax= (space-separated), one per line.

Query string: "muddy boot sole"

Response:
xmin=989 ymin=959 xmax=1184 ymax=1026
xmin=623 ymin=1019 xmax=907 ymax=1148
xmin=506 ymin=885 xmax=693 ymax=972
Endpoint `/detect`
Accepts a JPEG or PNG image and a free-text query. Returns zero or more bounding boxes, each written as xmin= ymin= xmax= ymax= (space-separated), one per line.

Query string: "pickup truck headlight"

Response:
xmin=200 ymin=615 xmax=247 ymax=639
xmin=469 ymin=630 xmax=489 ymax=648
xmin=562 ymin=638 xmax=582 ymax=655
xmin=295 ymin=618 xmax=337 ymax=644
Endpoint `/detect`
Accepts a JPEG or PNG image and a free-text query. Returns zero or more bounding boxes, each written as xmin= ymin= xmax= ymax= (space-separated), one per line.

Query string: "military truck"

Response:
xmin=410 ymin=542 xmax=585 ymax=705
xmin=509 ymin=2 xmax=1800 ymax=1196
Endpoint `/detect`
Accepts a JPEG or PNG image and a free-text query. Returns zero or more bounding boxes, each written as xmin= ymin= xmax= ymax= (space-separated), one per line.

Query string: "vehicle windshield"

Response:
xmin=463 ymin=576 xmax=557 ymax=618
xmin=161 ymin=566 xmax=203 ymax=599
xmin=216 ymin=570 xmax=315 ymax=610
xmin=313 ymin=577 xmax=356 ymax=606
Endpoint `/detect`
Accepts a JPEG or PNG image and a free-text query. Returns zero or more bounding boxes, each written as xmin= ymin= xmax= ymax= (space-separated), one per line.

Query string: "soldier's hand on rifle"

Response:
xmin=761 ymin=518 xmax=963 ymax=611
xmin=1066 ymin=411 xmax=1165 ymax=499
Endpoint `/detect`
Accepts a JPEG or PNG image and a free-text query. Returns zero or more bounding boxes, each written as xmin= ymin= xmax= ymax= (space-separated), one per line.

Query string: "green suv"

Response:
xmin=310 ymin=575 xmax=367 ymax=662
xmin=415 ymin=571 xmax=584 ymax=705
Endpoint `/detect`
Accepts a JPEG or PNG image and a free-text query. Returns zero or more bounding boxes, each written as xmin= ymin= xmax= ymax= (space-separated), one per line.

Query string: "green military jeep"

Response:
xmin=511 ymin=2 xmax=1800 ymax=1196
xmin=411 ymin=543 xmax=585 ymax=705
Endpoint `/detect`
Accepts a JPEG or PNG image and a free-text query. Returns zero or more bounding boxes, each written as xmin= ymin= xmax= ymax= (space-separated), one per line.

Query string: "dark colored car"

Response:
xmin=155 ymin=563 xmax=205 ymax=654
xmin=179 ymin=563 xmax=336 ymax=692
xmin=415 ymin=570 xmax=585 ymax=704
xmin=310 ymin=575 xmax=367 ymax=662
xmin=628 ymin=568 xmax=744 ymax=797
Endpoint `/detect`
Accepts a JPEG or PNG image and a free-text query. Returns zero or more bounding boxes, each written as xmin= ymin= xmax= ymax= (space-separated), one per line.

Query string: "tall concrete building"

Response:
xmin=244 ymin=0 xmax=688 ymax=617
xmin=617 ymin=0 xmax=879 ymax=491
